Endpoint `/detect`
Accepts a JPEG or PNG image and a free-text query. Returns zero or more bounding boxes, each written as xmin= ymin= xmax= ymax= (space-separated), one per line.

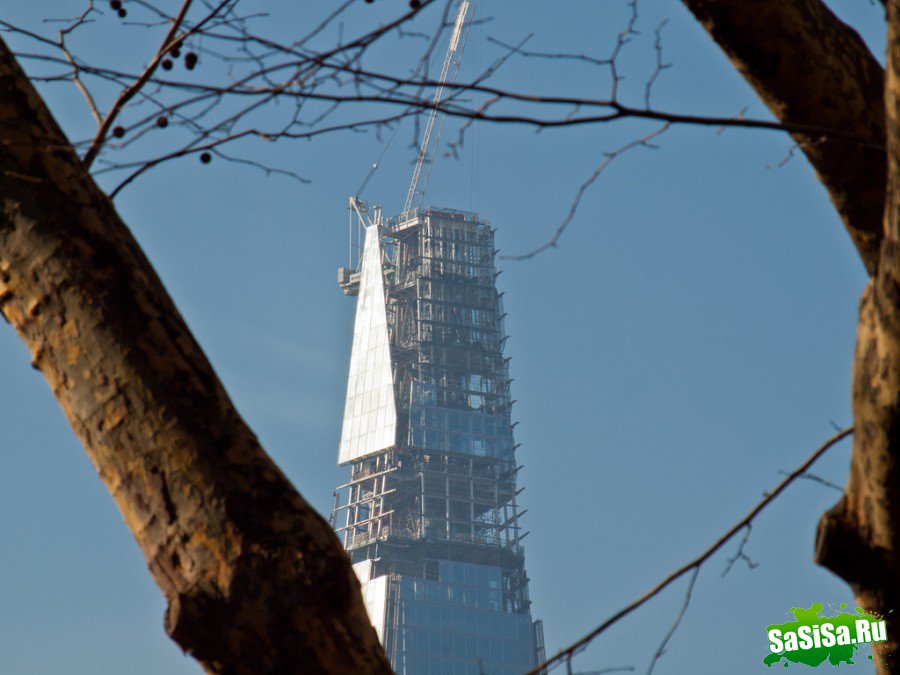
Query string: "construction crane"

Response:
xmin=403 ymin=0 xmax=473 ymax=214
xmin=339 ymin=0 xmax=474 ymax=295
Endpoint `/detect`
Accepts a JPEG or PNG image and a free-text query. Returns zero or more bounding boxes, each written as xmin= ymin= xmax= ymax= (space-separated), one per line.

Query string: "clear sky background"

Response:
xmin=0 ymin=1 xmax=887 ymax=673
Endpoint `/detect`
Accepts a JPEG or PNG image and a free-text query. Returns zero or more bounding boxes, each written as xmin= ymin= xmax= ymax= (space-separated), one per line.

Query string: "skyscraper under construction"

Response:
xmin=332 ymin=203 xmax=543 ymax=674
xmin=331 ymin=1 xmax=542 ymax=670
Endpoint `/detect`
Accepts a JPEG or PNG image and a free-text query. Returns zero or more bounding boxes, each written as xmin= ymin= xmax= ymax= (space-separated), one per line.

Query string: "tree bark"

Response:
xmin=679 ymin=0 xmax=886 ymax=275
xmin=679 ymin=2 xmax=900 ymax=671
xmin=815 ymin=4 xmax=900 ymax=672
xmin=0 ymin=38 xmax=391 ymax=675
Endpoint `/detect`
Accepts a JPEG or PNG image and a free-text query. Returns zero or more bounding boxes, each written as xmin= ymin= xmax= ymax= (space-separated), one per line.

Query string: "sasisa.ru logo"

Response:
xmin=764 ymin=602 xmax=887 ymax=667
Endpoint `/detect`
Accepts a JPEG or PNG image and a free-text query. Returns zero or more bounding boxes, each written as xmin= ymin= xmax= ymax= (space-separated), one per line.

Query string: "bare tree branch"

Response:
xmin=644 ymin=20 xmax=670 ymax=110
xmin=679 ymin=0 xmax=886 ymax=275
xmin=530 ymin=425 xmax=854 ymax=674
xmin=778 ymin=469 xmax=844 ymax=492
xmin=82 ymin=0 xmax=201 ymax=168
xmin=721 ymin=524 xmax=759 ymax=577
xmin=502 ymin=123 xmax=670 ymax=261
xmin=645 ymin=567 xmax=699 ymax=675
xmin=3 ymin=0 xmax=882 ymax=206
xmin=0 ymin=35 xmax=393 ymax=673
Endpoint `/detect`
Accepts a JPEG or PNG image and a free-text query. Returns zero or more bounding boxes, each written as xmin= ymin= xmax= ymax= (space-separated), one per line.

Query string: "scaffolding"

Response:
xmin=334 ymin=206 xmax=533 ymax=614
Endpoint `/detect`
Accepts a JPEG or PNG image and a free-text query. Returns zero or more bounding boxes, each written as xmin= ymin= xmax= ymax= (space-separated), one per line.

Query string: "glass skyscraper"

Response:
xmin=334 ymin=205 xmax=543 ymax=674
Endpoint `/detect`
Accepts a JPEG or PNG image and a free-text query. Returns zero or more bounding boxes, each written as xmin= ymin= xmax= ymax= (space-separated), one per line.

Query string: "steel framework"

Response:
xmin=333 ymin=207 xmax=541 ymax=674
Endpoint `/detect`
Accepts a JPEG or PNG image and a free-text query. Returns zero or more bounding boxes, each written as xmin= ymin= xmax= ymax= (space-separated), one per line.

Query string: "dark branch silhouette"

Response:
xmin=530 ymin=426 xmax=854 ymax=674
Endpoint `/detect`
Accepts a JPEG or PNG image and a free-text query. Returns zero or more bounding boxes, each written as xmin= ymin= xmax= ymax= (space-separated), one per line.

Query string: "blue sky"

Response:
xmin=0 ymin=1 xmax=887 ymax=672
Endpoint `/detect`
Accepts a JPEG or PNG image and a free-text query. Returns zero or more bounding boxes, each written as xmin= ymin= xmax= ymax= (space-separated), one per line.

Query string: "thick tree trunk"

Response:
xmin=816 ymin=4 xmax=900 ymax=672
xmin=0 ymin=38 xmax=391 ymax=675
xmin=679 ymin=1 xmax=900 ymax=671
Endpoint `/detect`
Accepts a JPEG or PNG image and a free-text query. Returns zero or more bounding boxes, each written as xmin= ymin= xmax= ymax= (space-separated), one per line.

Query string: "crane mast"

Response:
xmin=402 ymin=0 xmax=471 ymax=214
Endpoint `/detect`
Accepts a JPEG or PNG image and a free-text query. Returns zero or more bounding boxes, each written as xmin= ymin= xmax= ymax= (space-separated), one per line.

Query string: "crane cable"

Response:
xmin=355 ymin=121 xmax=401 ymax=200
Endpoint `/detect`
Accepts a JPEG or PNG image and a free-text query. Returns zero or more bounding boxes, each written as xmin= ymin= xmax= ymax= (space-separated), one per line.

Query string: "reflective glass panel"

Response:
xmin=338 ymin=224 xmax=398 ymax=464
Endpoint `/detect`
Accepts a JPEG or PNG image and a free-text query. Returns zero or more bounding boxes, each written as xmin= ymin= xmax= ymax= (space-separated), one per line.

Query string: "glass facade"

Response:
xmin=409 ymin=383 xmax=515 ymax=458
xmin=355 ymin=559 xmax=533 ymax=675
xmin=394 ymin=561 xmax=533 ymax=675
xmin=338 ymin=223 xmax=398 ymax=464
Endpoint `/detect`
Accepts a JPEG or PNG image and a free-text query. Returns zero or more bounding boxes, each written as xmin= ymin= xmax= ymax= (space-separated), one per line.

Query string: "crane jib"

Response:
xmin=402 ymin=0 xmax=473 ymax=214
xmin=449 ymin=0 xmax=469 ymax=52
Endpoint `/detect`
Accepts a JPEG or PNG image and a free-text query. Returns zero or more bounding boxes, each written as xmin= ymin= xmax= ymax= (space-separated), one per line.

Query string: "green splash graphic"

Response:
xmin=764 ymin=603 xmax=883 ymax=667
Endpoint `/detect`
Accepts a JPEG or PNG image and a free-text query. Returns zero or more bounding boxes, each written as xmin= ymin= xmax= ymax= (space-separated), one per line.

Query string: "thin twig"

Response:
xmin=502 ymin=123 xmax=670 ymax=261
xmin=720 ymin=524 xmax=759 ymax=577
xmin=645 ymin=567 xmax=699 ymax=675
xmin=777 ymin=469 xmax=843 ymax=493
xmin=59 ymin=40 xmax=101 ymax=125
xmin=644 ymin=20 xmax=670 ymax=110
